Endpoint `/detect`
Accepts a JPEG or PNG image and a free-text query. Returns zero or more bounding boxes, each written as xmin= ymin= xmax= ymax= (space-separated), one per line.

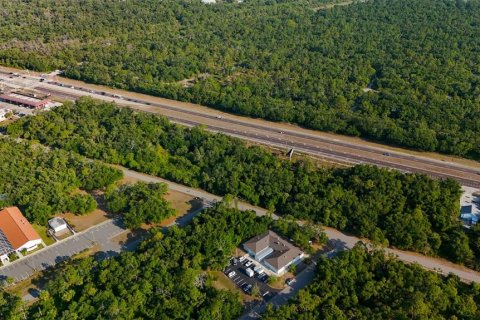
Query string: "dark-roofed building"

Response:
xmin=243 ymin=231 xmax=304 ymax=275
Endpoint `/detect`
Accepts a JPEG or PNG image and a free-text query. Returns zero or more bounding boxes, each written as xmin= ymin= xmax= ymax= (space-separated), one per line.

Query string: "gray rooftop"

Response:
xmin=244 ymin=230 xmax=303 ymax=271
xmin=0 ymin=229 xmax=14 ymax=256
xmin=48 ymin=217 xmax=66 ymax=229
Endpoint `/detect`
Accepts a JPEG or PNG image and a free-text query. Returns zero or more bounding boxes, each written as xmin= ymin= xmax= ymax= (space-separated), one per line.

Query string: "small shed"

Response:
xmin=48 ymin=217 xmax=67 ymax=233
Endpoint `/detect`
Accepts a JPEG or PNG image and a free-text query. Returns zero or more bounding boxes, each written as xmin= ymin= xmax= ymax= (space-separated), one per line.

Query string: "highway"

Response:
xmin=0 ymin=68 xmax=479 ymax=188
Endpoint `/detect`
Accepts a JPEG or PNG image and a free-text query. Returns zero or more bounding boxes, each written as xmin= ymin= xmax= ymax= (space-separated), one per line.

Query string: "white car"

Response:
xmin=228 ymin=271 xmax=236 ymax=278
xmin=245 ymin=261 xmax=252 ymax=267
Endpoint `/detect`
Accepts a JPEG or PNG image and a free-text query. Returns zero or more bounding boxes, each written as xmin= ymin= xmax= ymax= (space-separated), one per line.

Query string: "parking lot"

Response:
xmin=224 ymin=256 xmax=281 ymax=301
xmin=0 ymin=102 xmax=35 ymax=116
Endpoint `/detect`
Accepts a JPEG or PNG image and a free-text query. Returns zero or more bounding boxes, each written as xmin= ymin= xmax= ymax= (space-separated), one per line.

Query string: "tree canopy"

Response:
xmin=0 ymin=0 xmax=479 ymax=158
xmin=8 ymin=99 xmax=477 ymax=269
xmin=263 ymin=244 xmax=480 ymax=320
xmin=7 ymin=204 xmax=319 ymax=319
xmin=105 ymin=182 xmax=176 ymax=229
xmin=0 ymin=137 xmax=122 ymax=224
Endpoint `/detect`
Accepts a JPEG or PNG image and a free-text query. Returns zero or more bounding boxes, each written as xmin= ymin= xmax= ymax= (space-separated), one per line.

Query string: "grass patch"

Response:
xmin=209 ymin=271 xmax=258 ymax=303
xmin=32 ymin=224 xmax=55 ymax=246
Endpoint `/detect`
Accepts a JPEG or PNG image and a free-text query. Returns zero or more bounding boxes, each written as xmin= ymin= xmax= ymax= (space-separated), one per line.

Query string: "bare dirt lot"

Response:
xmin=57 ymin=209 xmax=109 ymax=232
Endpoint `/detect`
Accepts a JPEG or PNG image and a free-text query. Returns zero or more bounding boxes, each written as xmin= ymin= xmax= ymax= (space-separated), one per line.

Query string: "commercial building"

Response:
xmin=243 ymin=230 xmax=304 ymax=275
xmin=0 ymin=207 xmax=42 ymax=263
xmin=0 ymin=92 xmax=49 ymax=109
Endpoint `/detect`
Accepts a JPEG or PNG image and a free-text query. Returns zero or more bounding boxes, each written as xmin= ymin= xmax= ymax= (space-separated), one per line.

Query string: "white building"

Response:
xmin=48 ymin=217 xmax=68 ymax=234
xmin=0 ymin=207 xmax=42 ymax=263
xmin=243 ymin=231 xmax=304 ymax=275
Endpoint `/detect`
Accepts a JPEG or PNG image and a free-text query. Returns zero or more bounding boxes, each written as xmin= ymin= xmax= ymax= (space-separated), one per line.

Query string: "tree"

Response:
xmin=105 ymin=182 xmax=175 ymax=229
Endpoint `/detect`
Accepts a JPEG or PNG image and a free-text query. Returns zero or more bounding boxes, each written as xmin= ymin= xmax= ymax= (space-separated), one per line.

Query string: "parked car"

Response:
xmin=228 ymin=271 xmax=236 ymax=278
xmin=243 ymin=284 xmax=252 ymax=294
xmin=286 ymin=278 xmax=296 ymax=286
xmin=245 ymin=268 xmax=254 ymax=277
xmin=260 ymin=274 xmax=269 ymax=283
xmin=245 ymin=261 xmax=252 ymax=267
xmin=239 ymin=256 xmax=246 ymax=263
xmin=254 ymin=266 xmax=264 ymax=274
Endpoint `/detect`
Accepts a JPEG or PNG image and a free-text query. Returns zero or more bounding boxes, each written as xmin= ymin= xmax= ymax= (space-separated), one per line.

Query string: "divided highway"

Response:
xmin=1 ymin=69 xmax=479 ymax=188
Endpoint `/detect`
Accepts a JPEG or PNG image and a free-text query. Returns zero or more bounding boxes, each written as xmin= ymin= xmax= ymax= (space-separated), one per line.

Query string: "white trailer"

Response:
xmin=245 ymin=268 xmax=254 ymax=277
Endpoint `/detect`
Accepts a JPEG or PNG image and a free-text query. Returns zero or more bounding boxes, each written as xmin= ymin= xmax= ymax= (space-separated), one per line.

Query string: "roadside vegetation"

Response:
xmin=0 ymin=285 xmax=22 ymax=320
xmin=1 ymin=204 xmax=323 ymax=319
xmin=0 ymin=137 xmax=122 ymax=224
xmin=105 ymin=182 xmax=176 ymax=229
xmin=0 ymin=0 xmax=479 ymax=158
xmin=7 ymin=99 xmax=480 ymax=270
xmin=263 ymin=244 xmax=480 ymax=319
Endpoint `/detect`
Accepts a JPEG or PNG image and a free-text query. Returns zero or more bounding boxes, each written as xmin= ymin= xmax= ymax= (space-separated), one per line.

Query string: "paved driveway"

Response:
xmin=0 ymin=217 xmax=126 ymax=282
xmin=224 ymin=260 xmax=280 ymax=301
xmin=239 ymin=252 xmax=322 ymax=320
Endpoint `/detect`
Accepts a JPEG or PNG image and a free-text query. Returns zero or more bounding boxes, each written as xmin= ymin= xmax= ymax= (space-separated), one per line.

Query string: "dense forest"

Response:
xmin=1 ymin=204 xmax=321 ymax=319
xmin=0 ymin=0 xmax=479 ymax=158
xmin=105 ymin=182 xmax=176 ymax=229
xmin=7 ymin=99 xmax=479 ymax=269
xmin=0 ymin=137 xmax=122 ymax=224
xmin=263 ymin=245 xmax=480 ymax=319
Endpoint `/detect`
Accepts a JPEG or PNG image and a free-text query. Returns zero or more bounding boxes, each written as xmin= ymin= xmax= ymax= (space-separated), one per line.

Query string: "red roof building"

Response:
xmin=0 ymin=93 xmax=49 ymax=109
xmin=0 ymin=207 xmax=41 ymax=252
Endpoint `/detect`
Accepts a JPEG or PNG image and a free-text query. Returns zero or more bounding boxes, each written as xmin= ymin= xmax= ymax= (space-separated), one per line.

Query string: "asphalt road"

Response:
xmin=123 ymin=167 xmax=480 ymax=284
xmin=2 ymin=166 xmax=480 ymax=312
xmin=0 ymin=217 xmax=126 ymax=282
xmin=224 ymin=261 xmax=280 ymax=300
xmin=239 ymin=253 xmax=321 ymax=320
xmin=0 ymin=68 xmax=478 ymax=188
